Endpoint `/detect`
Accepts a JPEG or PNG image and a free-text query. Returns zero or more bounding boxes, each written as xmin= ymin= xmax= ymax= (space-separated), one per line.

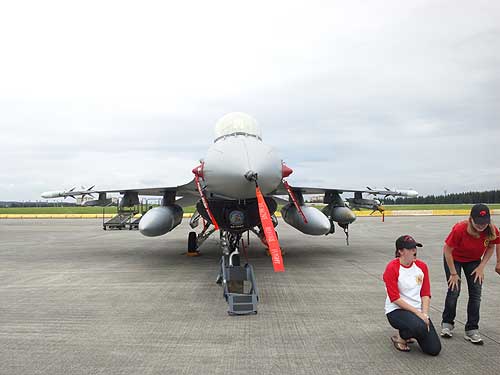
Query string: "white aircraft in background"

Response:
xmin=42 ymin=112 xmax=417 ymax=314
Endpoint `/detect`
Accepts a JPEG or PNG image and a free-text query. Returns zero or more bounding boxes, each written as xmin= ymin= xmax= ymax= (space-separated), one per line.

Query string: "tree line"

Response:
xmin=384 ymin=190 xmax=500 ymax=205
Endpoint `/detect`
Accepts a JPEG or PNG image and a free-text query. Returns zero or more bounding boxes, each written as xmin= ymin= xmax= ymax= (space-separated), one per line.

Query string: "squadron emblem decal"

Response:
xmin=416 ymin=275 xmax=423 ymax=285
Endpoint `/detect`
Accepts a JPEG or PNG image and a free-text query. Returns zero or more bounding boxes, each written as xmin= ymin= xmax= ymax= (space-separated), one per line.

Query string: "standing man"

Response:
xmin=441 ymin=203 xmax=500 ymax=345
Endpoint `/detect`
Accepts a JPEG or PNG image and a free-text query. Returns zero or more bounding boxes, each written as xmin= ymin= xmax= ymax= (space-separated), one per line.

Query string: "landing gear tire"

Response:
xmin=188 ymin=231 xmax=198 ymax=253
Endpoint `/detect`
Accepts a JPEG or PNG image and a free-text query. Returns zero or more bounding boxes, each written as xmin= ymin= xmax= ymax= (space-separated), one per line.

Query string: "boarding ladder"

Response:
xmin=103 ymin=211 xmax=138 ymax=230
xmin=219 ymin=255 xmax=259 ymax=315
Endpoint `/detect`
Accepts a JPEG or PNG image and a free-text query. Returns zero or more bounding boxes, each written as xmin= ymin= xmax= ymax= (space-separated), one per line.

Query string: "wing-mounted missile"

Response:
xmin=390 ymin=188 xmax=418 ymax=198
xmin=41 ymin=190 xmax=65 ymax=199
xmin=281 ymin=204 xmax=331 ymax=235
xmin=41 ymin=187 xmax=77 ymax=199
xmin=366 ymin=186 xmax=418 ymax=198
xmin=381 ymin=187 xmax=418 ymax=198
xmin=139 ymin=205 xmax=183 ymax=237
xmin=41 ymin=185 xmax=96 ymax=200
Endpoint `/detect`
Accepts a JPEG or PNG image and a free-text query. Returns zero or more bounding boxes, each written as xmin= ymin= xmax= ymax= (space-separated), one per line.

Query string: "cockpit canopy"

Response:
xmin=214 ymin=112 xmax=262 ymax=142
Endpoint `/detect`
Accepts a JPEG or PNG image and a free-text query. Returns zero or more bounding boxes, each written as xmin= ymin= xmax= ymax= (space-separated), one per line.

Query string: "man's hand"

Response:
xmin=447 ymin=273 xmax=460 ymax=291
xmin=416 ymin=311 xmax=430 ymax=331
xmin=471 ymin=266 xmax=485 ymax=284
xmin=495 ymin=262 xmax=500 ymax=276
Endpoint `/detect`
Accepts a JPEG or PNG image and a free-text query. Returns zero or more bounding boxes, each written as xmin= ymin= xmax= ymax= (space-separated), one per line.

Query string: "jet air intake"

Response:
xmin=139 ymin=205 xmax=183 ymax=237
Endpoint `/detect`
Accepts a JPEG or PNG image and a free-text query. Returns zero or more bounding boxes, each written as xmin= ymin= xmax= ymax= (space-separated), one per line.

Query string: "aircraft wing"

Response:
xmin=41 ymin=180 xmax=199 ymax=206
xmin=271 ymin=182 xmax=418 ymax=198
xmin=83 ymin=180 xmax=197 ymax=196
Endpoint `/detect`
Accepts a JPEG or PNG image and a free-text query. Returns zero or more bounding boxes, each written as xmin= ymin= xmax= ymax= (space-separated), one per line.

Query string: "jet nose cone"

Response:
xmin=203 ymin=137 xmax=282 ymax=199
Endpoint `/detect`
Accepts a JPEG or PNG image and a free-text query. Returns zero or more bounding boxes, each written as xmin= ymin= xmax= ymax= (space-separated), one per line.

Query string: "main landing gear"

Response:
xmin=186 ymin=214 xmax=216 ymax=257
xmin=187 ymin=231 xmax=198 ymax=256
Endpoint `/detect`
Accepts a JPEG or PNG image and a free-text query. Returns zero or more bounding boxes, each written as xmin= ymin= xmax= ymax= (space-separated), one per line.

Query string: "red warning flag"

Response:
xmin=192 ymin=164 xmax=219 ymax=230
xmin=194 ymin=173 xmax=219 ymax=230
xmin=256 ymin=186 xmax=284 ymax=272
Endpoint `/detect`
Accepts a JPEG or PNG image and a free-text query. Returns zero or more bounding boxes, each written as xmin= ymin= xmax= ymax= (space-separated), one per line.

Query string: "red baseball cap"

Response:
xmin=470 ymin=203 xmax=490 ymax=225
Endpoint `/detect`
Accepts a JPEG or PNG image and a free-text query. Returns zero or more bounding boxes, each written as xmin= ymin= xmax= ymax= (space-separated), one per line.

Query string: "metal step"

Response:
xmin=228 ymin=293 xmax=258 ymax=314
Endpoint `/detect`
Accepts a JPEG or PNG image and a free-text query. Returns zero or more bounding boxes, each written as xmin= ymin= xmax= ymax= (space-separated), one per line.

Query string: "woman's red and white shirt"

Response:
xmin=383 ymin=258 xmax=431 ymax=314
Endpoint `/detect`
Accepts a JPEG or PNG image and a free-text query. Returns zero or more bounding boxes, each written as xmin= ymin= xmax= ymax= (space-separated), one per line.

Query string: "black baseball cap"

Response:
xmin=470 ymin=203 xmax=490 ymax=225
xmin=395 ymin=235 xmax=423 ymax=250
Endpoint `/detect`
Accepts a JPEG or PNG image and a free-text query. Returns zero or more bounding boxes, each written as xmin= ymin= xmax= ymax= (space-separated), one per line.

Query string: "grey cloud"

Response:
xmin=1 ymin=1 xmax=499 ymax=200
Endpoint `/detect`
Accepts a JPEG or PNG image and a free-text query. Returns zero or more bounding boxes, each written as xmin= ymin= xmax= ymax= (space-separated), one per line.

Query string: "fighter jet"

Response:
xmin=42 ymin=112 xmax=417 ymax=313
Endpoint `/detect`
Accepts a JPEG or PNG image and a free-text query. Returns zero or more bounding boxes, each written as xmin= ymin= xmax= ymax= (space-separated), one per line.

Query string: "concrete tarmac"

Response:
xmin=1 ymin=217 xmax=499 ymax=375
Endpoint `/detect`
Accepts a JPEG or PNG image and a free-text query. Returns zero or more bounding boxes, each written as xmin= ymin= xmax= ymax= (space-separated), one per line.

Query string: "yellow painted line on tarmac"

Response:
xmin=355 ymin=209 xmax=473 ymax=217
xmin=0 ymin=214 xmax=116 ymax=219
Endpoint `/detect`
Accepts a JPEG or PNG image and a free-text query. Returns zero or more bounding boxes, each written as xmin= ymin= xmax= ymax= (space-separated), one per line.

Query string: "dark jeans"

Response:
xmin=442 ymin=257 xmax=482 ymax=331
xmin=387 ymin=309 xmax=441 ymax=356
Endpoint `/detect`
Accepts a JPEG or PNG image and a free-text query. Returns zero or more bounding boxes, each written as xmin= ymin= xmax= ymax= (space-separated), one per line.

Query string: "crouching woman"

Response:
xmin=383 ymin=235 xmax=441 ymax=355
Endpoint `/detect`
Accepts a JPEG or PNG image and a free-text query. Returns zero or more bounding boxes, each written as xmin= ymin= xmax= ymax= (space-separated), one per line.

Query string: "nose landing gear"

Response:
xmin=217 ymin=231 xmax=259 ymax=315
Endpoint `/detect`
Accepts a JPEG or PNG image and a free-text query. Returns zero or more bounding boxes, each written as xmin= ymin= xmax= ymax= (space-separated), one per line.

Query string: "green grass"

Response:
xmin=0 ymin=207 xmax=118 ymax=214
xmin=381 ymin=204 xmax=500 ymax=210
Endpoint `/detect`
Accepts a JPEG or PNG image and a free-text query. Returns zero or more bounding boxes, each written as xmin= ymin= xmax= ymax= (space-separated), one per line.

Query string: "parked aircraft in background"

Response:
xmin=42 ymin=112 xmax=418 ymax=314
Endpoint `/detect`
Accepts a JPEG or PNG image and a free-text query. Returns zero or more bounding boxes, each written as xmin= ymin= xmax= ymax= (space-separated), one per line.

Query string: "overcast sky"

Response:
xmin=1 ymin=0 xmax=499 ymax=201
